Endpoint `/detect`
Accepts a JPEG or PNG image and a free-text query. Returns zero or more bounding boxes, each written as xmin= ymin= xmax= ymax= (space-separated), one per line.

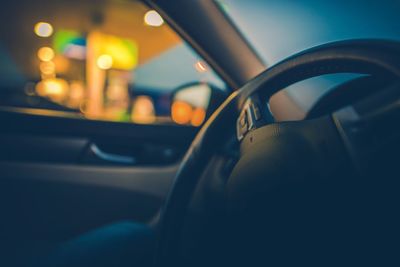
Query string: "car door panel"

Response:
xmin=0 ymin=161 xmax=177 ymax=240
xmin=0 ymin=107 xmax=196 ymax=241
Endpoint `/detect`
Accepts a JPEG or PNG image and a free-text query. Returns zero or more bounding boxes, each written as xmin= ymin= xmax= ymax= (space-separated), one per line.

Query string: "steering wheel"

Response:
xmin=155 ymin=40 xmax=400 ymax=266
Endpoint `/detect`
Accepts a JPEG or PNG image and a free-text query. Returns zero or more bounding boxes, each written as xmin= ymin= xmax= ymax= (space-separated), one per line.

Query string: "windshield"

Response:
xmin=217 ymin=0 xmax=400 ymax=109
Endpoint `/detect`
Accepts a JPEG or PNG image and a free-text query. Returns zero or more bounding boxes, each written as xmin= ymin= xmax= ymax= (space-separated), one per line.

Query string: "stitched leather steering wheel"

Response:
xmin=155 ymin=39 xmax=400 ymax=266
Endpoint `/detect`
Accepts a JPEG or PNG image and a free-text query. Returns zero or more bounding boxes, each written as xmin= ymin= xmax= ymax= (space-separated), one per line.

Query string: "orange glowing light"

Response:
xmin=191 ymin=107 xmax=206 ymax=127
xmin=132 ymin=96 xmax=156 ymax=123
xmin=36 ymin=78 xmax=69 ymax=102
xmin=53 ymin=55 xmax=70 ymax=73
xmin=194 ymin=61 xmax=208 ymax=73
xmin=34 ymin=22 xmax=53 ymax=37
xmin=171 ymin=101 xmax=193 ymax=125
xmin=40 ymin=61 xmax=56 ymax=75
xmin=37 ymin=47 xmax=55 ymax=62
xmin=66 ymin=81 xmax=85 ymax=108
xmin=144 ymin=10 xmax=164 ymax=27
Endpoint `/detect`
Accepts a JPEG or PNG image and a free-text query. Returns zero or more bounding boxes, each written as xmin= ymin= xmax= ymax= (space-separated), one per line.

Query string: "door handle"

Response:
xmin=89 ymin=143 xmax=136 ymax=165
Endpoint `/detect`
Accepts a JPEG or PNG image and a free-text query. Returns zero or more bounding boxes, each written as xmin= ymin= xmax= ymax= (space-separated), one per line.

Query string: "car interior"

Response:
xmin=0 ymin=0 xmax=400 ymax=266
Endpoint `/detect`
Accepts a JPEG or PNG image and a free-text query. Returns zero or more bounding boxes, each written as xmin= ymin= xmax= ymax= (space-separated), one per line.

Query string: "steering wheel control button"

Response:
xmin=237 ymin=111 xmax=249 ymax=141
xmin=239 ymin=113 xmax=247 ymax=127
xmin=251 ymin=103 xmax=261 ymax=121
xmin=245 ymin=108 xmax=254 ymax=130
xmin=237 ymin=99 xmax=266 ymax=141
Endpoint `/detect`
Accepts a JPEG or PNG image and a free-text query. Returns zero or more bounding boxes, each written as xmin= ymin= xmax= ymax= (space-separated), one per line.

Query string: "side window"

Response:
xmin=0 ymin=0 xmax=226 ymax=126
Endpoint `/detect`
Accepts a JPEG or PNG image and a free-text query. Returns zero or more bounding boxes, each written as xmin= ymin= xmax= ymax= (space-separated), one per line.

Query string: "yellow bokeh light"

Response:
xmin=37 ymin=47 xmax=55 ymax=62
xmin=40 ymin=61 xmax=56 ymax=75
xmin=97 ymin=54 xmax=113 ymax=70
xmin=34 ymin=22 xmax=53 ymax=37
xmin=43 ymin=80 xmax=63 ymax=95
xmin=144 ymin=10 xmax=164 ymax=27
xmin=171 ymin=101 xmax=193 ymax=125
xmin=36 ymin=78 xmax=69 ymax=102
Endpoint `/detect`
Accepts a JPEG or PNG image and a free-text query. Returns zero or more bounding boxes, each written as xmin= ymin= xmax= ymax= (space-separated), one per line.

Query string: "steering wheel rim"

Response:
xmin=155 ymin=39 xmax=400 ymax=266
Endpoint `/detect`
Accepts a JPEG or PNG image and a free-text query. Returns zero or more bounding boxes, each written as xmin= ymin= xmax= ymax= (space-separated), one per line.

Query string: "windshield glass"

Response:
xmin=218 ymin=0 xmax=400 ymax=65
xmin=217 ymin=0 xmax=400 ymax=109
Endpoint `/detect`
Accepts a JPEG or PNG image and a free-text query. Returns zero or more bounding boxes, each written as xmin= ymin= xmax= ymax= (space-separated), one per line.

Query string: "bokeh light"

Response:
xmin=132 ymin=96 xmax=156 ymax=123
xmin=37 ymin=47 xmax=55 ymax=62
xmin=171 ymin=100 xmax=193 ymax=125
xmin=34 ymin=22 xmax=53 ymax=37
xmin=144 ymin=10 xmax=164 ymax=27
xmin=97 ymin=54 xmax=113 ymax=70
xmin=53 ymin=55 xmax=70 ymax=74
xmin=191 ymin=107 xmax=206 ymax=126
xmin=40 ymin=61 xmax=56 ymax=76
xmin=194 ymin=61 xmax=208 ymax=73
xmin=36 ymin=78 xmax=69 ymax=102
xmin=66 ymin=81 xmax=85 ymax=108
